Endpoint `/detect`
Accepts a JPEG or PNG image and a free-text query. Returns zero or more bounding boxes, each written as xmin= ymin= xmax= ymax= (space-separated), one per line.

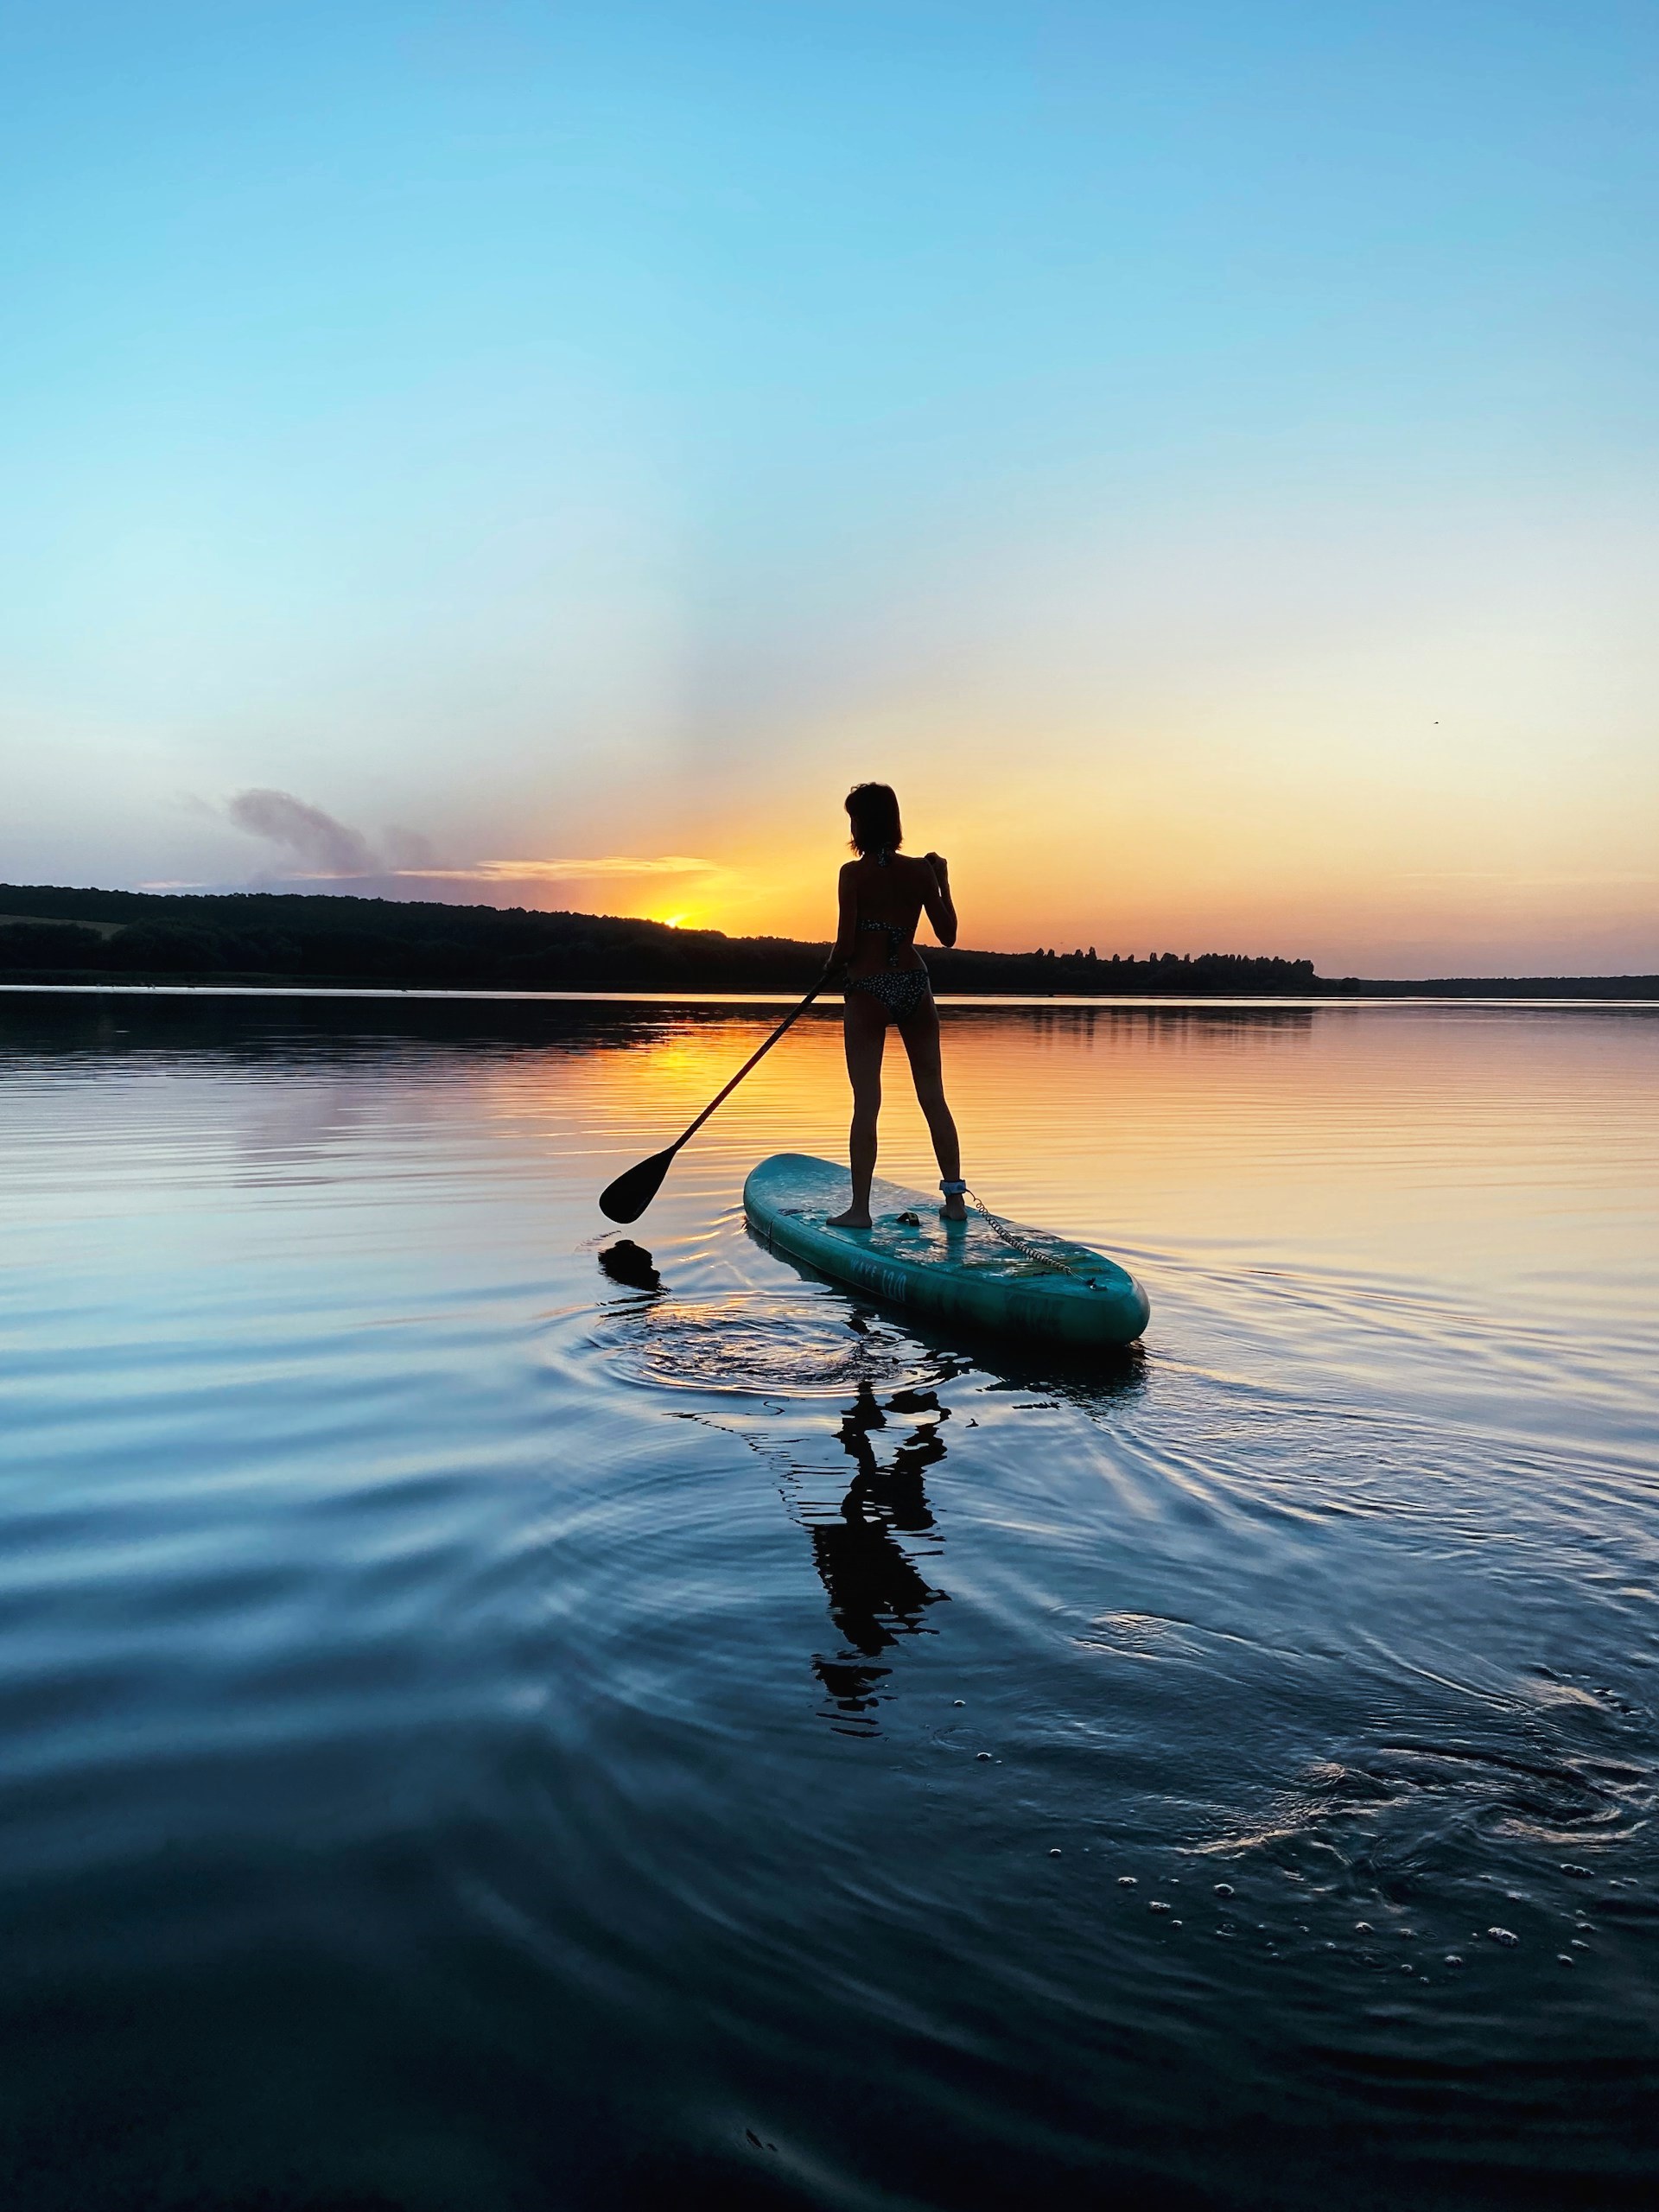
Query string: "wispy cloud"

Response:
xmin=227 ymin=788 xmax=377 ymax=877
xmin=400 ymin=855 xmax=717 ymax=882
xmin=221 ymin=790 xmax=722 ymax=893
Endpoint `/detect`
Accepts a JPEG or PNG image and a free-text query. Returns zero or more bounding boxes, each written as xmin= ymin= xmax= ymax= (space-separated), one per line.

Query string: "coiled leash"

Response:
xmin=939 ymin=1180 xmax=1105 ymax=1290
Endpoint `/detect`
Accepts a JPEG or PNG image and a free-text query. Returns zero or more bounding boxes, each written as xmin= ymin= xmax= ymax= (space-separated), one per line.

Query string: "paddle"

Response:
xmin=598 ymin=976 xmax=831 ymax=1223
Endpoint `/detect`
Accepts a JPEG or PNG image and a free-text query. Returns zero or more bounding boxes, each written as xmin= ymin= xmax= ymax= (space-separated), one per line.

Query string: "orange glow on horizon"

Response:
xmin=553 ymin=695 xmax=1658 ymax=976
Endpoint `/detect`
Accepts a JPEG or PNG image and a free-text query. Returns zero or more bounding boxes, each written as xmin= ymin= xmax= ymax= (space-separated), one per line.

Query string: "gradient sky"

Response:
xmin=3 ymin=0 xmax=1655 ymax=975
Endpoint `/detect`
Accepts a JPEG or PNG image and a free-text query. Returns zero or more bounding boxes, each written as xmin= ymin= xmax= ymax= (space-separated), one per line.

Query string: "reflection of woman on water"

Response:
xmin=811 ymin=1382 xmax=949 ymax=1723
xmin=824 ymin=783 xmax=967 ymax=1230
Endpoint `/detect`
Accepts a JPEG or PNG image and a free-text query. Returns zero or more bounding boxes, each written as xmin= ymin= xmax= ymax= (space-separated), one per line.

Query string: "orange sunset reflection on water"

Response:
xmin=476 ymin=998 xmax=1659 ymax=1341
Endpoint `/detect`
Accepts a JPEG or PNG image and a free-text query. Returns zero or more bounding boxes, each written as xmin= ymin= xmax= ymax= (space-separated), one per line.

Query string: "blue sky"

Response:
xmin=2 ymin=1 xmax=1655 ymax=970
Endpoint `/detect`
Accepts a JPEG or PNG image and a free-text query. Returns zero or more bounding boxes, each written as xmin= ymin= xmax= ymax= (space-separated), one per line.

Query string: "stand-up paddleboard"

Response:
xmin=743 ymin=1154 xmax=1149 ymax=1350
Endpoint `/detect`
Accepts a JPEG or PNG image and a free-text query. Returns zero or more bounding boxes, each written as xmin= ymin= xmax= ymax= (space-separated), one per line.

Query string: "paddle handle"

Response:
xmin=669 ymin=978 xmax=829 ymax=1156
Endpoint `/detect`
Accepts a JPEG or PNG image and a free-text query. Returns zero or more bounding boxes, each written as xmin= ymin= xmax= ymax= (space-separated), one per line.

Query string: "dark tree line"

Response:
xmin=0 ymin=884 xmax=1327 ymax=994
xmin=8 ymin=881 xmax=1649 ymax=996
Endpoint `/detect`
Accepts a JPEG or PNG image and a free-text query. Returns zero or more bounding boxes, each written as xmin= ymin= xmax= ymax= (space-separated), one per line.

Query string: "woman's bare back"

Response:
xmin=841 ymin=853 xmax=949 ymax=978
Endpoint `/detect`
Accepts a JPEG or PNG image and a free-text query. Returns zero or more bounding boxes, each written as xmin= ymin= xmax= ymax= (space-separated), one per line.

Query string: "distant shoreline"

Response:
xmin=1 ymin=883 xmax=1654 ymax=1000
xmin=4 ymin=983 xmax=1657 ymax=1011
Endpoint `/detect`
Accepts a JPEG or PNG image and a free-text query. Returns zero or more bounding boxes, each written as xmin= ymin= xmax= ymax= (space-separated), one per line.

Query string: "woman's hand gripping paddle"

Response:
xmin=598 ymin=978 xmax=830 ymax=1223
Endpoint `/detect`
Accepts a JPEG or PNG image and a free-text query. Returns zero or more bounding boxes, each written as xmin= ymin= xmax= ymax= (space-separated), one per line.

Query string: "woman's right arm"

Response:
xmin=824 ymin=861 xmax=858 ymax=973
xmin=922 ymin=854 xmax=957 ymax=947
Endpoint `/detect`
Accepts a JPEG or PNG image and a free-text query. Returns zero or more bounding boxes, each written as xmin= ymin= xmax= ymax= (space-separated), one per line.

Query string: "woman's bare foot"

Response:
xmin=827 ymin=1205 xmax=873 ymax=1230
xmin=939 ymin=1197 xmax=967 ymax=1223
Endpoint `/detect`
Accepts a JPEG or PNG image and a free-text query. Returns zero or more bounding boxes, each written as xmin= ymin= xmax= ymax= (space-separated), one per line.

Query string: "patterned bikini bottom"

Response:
xmin=847 ymin=965 xmax=932 ymax=1020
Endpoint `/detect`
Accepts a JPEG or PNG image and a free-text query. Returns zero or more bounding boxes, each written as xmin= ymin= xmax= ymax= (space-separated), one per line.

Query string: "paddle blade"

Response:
xmin=599 ymin=1146 xmax=677 ymax=1224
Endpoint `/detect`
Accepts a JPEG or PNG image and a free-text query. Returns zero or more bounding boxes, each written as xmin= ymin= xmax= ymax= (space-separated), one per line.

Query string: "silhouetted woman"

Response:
xmin=823 ymin=783 xmax=967 ymax=1230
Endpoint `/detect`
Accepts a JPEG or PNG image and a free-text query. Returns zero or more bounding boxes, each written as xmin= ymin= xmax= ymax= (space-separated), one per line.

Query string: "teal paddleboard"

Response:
xmin=743 ymin=1154 xmax=1149 ymax=1350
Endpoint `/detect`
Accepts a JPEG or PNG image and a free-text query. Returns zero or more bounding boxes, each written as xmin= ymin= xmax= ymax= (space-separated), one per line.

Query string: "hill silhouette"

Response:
xmin=0 ymin=883 xmax=1318 ymax=995
xmin=0 ymin=884 xmax=1651 ymax=998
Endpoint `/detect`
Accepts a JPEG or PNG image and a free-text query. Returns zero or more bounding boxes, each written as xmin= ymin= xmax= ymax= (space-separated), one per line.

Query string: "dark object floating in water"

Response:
xmin=744 ymin=1154 xmax=1149 ymax=1348
xmin=886 ymin=1388 xmax=940 ymax=1414
xmin=598 ymin=1239 xmax=662 ymax=1294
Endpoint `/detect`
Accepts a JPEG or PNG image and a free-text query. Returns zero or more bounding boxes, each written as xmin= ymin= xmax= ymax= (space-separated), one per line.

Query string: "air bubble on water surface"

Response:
xmin=1183 ymin=1739 xmax=1649 ymax=1888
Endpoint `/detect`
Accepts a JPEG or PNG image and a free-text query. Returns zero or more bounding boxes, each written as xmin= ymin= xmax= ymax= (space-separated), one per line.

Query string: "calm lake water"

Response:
xmin=3 ymin=989 xmax=1657 ymax=2211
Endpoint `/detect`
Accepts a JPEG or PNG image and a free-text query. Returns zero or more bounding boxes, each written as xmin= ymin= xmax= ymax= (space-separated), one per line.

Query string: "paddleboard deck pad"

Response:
xmin=743 ymin=1154 xmax=1149 ymax=1349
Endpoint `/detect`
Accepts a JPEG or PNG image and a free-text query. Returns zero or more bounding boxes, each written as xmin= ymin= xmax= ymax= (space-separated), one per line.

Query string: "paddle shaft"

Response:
xmin=664 ymin=977 xmax=828 ymax=1160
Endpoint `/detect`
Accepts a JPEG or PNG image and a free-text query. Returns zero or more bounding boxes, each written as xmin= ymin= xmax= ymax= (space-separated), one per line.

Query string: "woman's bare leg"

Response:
xmin=828 ymin=992 xmax=887 ymax=1227
xmin=898 ymin=998 xmax=965 ymax=1218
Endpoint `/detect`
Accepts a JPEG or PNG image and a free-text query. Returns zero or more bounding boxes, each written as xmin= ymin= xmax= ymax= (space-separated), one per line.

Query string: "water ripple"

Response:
xmin=2 ymin=995 xmax=1658 ymax=2209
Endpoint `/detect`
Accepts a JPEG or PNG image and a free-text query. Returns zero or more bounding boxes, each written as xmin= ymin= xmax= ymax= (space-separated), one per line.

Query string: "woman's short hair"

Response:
xmin=845 ymin=782 xmax=902 ymax=855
